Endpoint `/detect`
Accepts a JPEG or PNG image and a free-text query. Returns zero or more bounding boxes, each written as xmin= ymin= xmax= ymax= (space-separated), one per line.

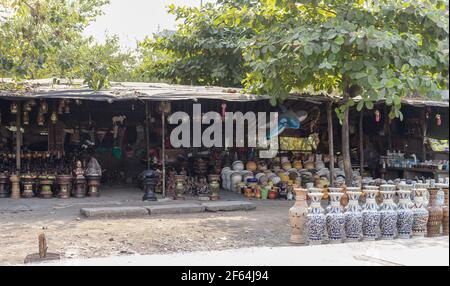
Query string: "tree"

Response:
xmin=225 ymin=0 xmax=449 ymax=184
xmin=135 ymin=2 xmax=252 ymax=87
xmin=0 ymin=0 xmax=135 ymax=90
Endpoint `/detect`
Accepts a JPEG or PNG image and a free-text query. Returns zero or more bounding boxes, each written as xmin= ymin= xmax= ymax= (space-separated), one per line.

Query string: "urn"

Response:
xmin=362 ymin=188 xmax=381 ymax=241
xmin=427 ymin=188 xmax=443 ymax=237
xmin=306 ymin=191 xmax=326 ymax=245
xmin=396 ymin=190 xmax=414 ymax=239
xmin=289 ymin=188 xmax=308 ymax=244
xmin=344 ymin=190 xmax=363 ymax=242
xmin=326 ymin=192 xmax=345 ymax=243
xmin=379 ymin=185 xmax=398 ymax=240
xmin=412 ymin=188 xmax=429 ymax=237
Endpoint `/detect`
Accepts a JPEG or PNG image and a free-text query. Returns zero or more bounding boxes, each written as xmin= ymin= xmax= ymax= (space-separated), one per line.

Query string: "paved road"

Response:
xmin=35 ymin=236 xmax=449 ymax=266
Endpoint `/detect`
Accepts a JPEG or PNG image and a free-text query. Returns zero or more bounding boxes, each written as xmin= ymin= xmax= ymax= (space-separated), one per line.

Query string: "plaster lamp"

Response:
xmin=10 ymin=102 xmax=18 ymax=114
xmin=39 ymin=100 xmax=48 ymax=114
xmin=50 ymin=111 xmax=58 ymax=124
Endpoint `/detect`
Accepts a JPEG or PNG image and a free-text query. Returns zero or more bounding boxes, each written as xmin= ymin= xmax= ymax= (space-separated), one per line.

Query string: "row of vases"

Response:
xmin=289 ymin=184 xmax=449 ymax=245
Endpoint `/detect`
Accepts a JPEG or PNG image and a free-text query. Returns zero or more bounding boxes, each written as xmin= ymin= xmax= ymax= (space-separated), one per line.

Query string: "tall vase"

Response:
xmin=326 ymin=192 xmax=345 ymax=243
xmin=396 ymin=190 xmax=414 ymax=239
xmin=436 ymin=183 xmax=449 ymax=236
xmin=306 ymin=191 xmax=326 ymax=245
xmin=412 ymin=188 xmax=429 ymax=237
xmin=362 ymin=188 xmax=381 ymax=241
xmin=289 ymin=188 xmax=308 ymax=244
xmin=379 ymin=185 xmax=397 ymax=240
xmin=344 ymin=190 xmax=363 ymax=242
xmin=427 ymin=188 xmax=443 ymax=237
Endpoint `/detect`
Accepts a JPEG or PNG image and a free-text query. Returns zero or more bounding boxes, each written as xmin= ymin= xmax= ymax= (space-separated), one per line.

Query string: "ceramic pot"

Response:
xmin=362 ymin=188 xmax=381 ymax=241
xmin=303 ymin=161 xmax=315 ymax=170
xmin=56 ymin=175 xmax=73 ymax=199
xmin=345 ymin=191 xmax=363 ymax=242
xmin=443 ymin=186 xmax=449 ymax=236
xmin=412 ymin=189 xmax=429 ymax=237
xmin=232 ymin=160 xmax=244 ymax=172
xmin=396 ymin=190 xmax=414 ymax=239
xmin=73 ymin=177 xmax=87 ymax=198
xmin=0 ymin=172 xmax=10 ymax=198
xmin=257 ymin=161 xmax=268 ymax=172
xmin=306 ymin=191 xmax=326 ymax=244
xmin=86 ymin=174 xmax=101 ymax=197
xmin=326 ymin=192 xmax=345 ymax=243
xmin=436 ymin=184 xmax=449 ymax=236
xmin=427 ymin=188 xmax=443 ymax=237
xmin=21 ymin=175 xmax=36 ymax=198
xmin=174 ymin=175 xmax=186 ymax=200
xmin=39 ymin=178 xmax=54 ymax=199
xmin=255 ymin=173 xmax=268 ymax=185
xmin=230 ymin=172 xmax=243 ymax=193
xmin=379 ymin=186 xmax=398 ymax=240
xmin=221 ymin=167 xmax=231 ymax=189
xmin=208 ymin=174 xmax=221 ymax=201
xmin=272 ymin=164 xmax=281 ymax=173
xmin=282 ymin=162 xmax=292 ymax=171
xmin=261 ymin=185 xmax=270 ymax=200
xmin=289 ymin=188 xmax=308 ymax=244
xmin=397 ymin=183 xmax=414 ymax=208
xmin=245 ymin=161 xmax=257 ymax=172
xmin=293 ymin=160 xmax=303 ymax=170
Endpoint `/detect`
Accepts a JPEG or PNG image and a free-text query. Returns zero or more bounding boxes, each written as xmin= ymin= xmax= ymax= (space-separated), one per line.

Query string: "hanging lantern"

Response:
xmin=436 ymin=114 xmax=442 ymax=126
xmin=24 ymin=102 xmax=32 ymax=112
xmin=10 ymin=102 xmax=18 ymax=114
xmin=37 ymin=113 xmax=45 ymax=126
xmin=23 ymin=111 xmax=29 ymax=126
xmin=58 ymin=100 xmax=65 ymax=114
xmin=39 ymin=100 xmax=48 ymax=114
xmin=50 ymin=111 xmax=58 ymax=124
xmin=375 ymin=109 xmax=381 ymax=123
xmin=75 ymin=99 xmax=82 ymax=106
xmin=64 ymin=105 xmax=70 ymax=114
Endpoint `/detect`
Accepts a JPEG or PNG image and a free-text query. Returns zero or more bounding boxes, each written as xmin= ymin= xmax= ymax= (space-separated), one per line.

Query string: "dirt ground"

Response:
xmin=0 ymin=187 xmax=293 ymax=265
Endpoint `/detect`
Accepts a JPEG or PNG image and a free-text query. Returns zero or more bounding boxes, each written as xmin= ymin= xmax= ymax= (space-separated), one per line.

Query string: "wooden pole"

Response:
xmin=421 ymin=110 xmax=428 ymax=161
xmin=326 ymin=102 xmax=335 ymax=186
xmin=145 ymin=101 xmax=150 ymax=170
xmin=359 ymin=110 xmax=364 ymax=175
xmin=162 ymin=111 xmax=166 ymax=199
xmin=16 ymin=102 xmax=21 ymax=172
xmin=385 ymin=106 xmax=392 ymax=151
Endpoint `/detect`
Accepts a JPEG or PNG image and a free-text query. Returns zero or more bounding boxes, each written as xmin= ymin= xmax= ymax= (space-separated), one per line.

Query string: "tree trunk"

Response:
xmin=359 ymin=111 xmax=364 ymax=175
xmin=342 ymin=95 xmax=352 ymax=186
xmin=327 ymin=102 xmax=335 ymax=186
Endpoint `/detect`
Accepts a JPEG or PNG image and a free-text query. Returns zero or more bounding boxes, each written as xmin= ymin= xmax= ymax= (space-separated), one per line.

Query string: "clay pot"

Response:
xmin=174 ymin=175 xmax=186 ymax=200
xmin=427 ymin=188 xmax=443 ymax=237
xmin=73 ymin=177 xmax=87 ymax=198
xmin=442 ymin=186 xmax=449 ymax=236
xmin=21 ymin=175 xmax=36 ymax=198
xmin=303 ymin=161 xmax=315 ymax=170
xmin=86 ymin=175 xmax=101 ymax=197
xmin=412 ymin=189 xmax=429 ymax=237
xmin=289 ymin=188 xmax=308 ymax=244
xmin=293 ymin=160 xmax=303 ymax=170
xmin=245 ymin=161 xmax=257 ymax=172
xmin=39 ymin=178 xmax=54 ymax=199
xmin=282 ymin=161 xmax=292 ymax=171
xmin=268 ymin=188 xmax=278 ymax=200
xmin=232 ymin=160 xmax=244 ymax=172
xmin=56 ymin=175 xmax=73 ymax=199
xmin=362 ymin=188 xmax=381 ymax=241
xmin=257 ymin=161 xmax=268 ymax=172
xmin=208 ymin=174 xmax=221 ymax=201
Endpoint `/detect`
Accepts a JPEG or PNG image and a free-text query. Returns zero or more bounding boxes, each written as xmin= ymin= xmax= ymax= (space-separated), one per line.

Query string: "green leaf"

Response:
xmin=356 ymin=100 xmax=364 ymax=111
xmin=334 ymin=36 xmax=345 ymax=45
xmin=331 ymin=44 xmax=340 ymax=54
xmin=365 ymin=101 xmax=374 ymax=110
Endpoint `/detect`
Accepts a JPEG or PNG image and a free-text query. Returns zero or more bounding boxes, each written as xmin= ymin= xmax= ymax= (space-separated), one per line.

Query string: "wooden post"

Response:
xmin=326 ymin=101 xmax=335 ymax=186
xmin=385 ymin=106 xmax=392 ymax=151
xmin=145 ymin=101 xmax=150 ymax=170
xmin=359 ymin=111 xmax=364 ymax=175
xmin=15 ymin=102 xmax=21 ymax=171
xmin=421 ymin=110 xmax=428 ymax=161
xmin=161 ymin=111 xmax=166 ymax=199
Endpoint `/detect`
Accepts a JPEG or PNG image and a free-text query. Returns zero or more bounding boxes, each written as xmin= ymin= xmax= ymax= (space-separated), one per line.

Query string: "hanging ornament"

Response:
xmin=24 ymin=102 xmax=32 ymax=112
xmin=75 ymin=99 xmax=82 ymax=106
xmin=131 ymin=103 xmax=135 ymax=111
xmin=375 ymin=110 xmax=381 ymax=123
xmin=436 ymin=114 xmax=442 ymax=126
xmin=221 ymin=103 xmax=227 ymax=121
xmin=58 ymin=100 xmax=65 ymax=114
xmin=23 ymin=111 xmax=29 ymax=126
xmin=39 ymin=100 xmax=48 ymax=114
xmin=50 ymin=111 xmax=58 ymax=124
xmin=37 ymin=113 xmax=45 ymax=126
xmin=64 ymin=104 xmax=70 ymax=114
xmin=10 ymin=102 xmax=18 ymax=114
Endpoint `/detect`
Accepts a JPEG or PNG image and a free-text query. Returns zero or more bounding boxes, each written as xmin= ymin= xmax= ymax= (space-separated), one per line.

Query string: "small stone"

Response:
xmin=109 ymin=238 xmax=114 ymax=242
